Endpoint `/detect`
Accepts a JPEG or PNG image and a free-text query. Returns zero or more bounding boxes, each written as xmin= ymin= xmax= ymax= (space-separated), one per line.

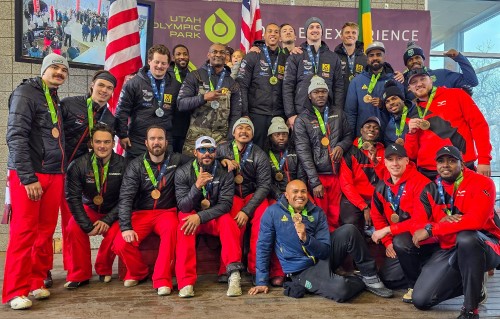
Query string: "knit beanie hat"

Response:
xmin=305 ymin=17 xmax=324 ymax=32
xmin=382 ymin=80 xmax=405 ymax=102
xmin=232 ymin=117 xmax=254 ymax=133
xmin=308 ymin=76 xmax=329 ymax=94
xmin=267 ymin=117 xmax=289 ymax=136
xmin=403 ymin=41 xmax=425 ymax=66
xmin=41 ymin=53 xmax=69 ymax=76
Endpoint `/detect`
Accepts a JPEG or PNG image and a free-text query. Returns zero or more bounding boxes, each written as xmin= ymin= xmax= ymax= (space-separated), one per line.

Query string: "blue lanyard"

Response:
xmin=306 ymin=45 xmax=320 ymax=74
xmin=386 ymin=183 xmax=406 ymax=212
xmin=147 ymin=71 xmax=165 ymax=107
xmin=207 ymin=66 xmax=226 ymax=91
xmin=436 ymin=173 xmax=463 ymax=216
xmin=233 ymin=141 xmax=253 ymax=168
xmin=342 ymin=46 xmax=355 ymax=74
xmin=262 ymin=45 xmax=279 ymax=76
xmin=278 ymin=150 xmax=288 ymax=170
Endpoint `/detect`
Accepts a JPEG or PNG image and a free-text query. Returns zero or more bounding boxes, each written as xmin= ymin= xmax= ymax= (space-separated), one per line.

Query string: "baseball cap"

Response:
xmin=365 ymin=41 xmax=385 ymax=55
xmin=435 ymin=145 xmax=463 ymax=161
xmin=384 ymin=143 xmax=407 ymax=158
xmin=407 ymin=67 xmax=431 ymax=83
xmin=361 ymin=116 xmax=381 ymax=128
xmin=195 ymin=136 xmax=216 ymax=150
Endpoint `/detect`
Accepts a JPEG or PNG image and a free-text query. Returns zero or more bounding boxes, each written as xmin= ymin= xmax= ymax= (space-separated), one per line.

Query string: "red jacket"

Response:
xmin=420 ymin=168 xmax=500 ymax=251
xmin=405 ymin=87 xmax=491 ymax=172
xmin=370 ymin=162 xmax=432 ymax=247
xmin=340 ymin=140 xmax=385 ymax=210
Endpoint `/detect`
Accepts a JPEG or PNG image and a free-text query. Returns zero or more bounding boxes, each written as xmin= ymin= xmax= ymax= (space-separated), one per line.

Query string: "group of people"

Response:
xmin=3 ymin=16 xmax=499 ymax=319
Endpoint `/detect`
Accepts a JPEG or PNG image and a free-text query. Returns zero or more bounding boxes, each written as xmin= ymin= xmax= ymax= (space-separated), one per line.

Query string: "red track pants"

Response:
xmin=59 ymin=187 xmax=73 ymax=270
xmin=315 ymin=174 xmax=341 ymax=231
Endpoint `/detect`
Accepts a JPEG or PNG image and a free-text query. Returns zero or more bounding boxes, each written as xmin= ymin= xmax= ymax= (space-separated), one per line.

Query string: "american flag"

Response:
xmin=240 ymin=0 xmax=262 ymax=53
xmin=104 ymin=0 xmax=143 ymax=113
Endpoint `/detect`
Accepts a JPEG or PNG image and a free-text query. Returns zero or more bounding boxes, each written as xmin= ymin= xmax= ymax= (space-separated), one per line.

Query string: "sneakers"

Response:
xmin=64 ymin=280 xmax=90 ymax=289
xmin=178 ymin=285 xmax=195 ymax=298
xmin=99 ymin=275 xmax=112 ymax=283
xmin=9 ymin=296 xmax=32 ymax=310
xmin=30 ymin=287 xmax=50 ymax=300
xmin=124 ymin=280 xmax=139 ymax=287
xmin=157 ymin=286 xmax=172 ymax=296
xmin=480 ymin=271 xmax=488 ymax=305
xmin=402 ymin=288 xmax=413 ymax=303
xmin=457 ymin=308 xmax=479 ymax=319
xmin=361 ymin=275 xmax=393 ymax=298
xmin=44 ymin=270 xmax=53 ymax=288
xmin=227 ymin=271 xmax=242 ymax=297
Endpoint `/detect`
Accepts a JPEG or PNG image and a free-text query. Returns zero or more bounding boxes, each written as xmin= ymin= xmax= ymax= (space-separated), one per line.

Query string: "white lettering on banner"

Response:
xmin=298 ymin=27 xmax=419 ymax=42
xmin=155 ymin=16 xmax=202 ymax=39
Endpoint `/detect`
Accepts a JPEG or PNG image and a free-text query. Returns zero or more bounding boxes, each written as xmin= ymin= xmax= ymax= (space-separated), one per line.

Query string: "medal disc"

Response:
xmin=363 ymin=94 xmax=372 ymax=103
xmin=93 ymin=195 xmax=104 ymax=205
xmin=275 ymin=172 xmax=284 ymax=181
xmin=321 ymin=136 xmax=329 ymax=147
xmin=362 ymin=141 xmax=373 ymax=150
xmin=269 ymin=76 xmax=278 ymax=85
xmin=211 ymin=101 xmax=220 ymax=109
xmin=292 ymin=213 xmax=302 ymax=224
xmin=155 ymin=108 xmax=164 ymax=117
xmin=151 ymin=189 xmax=161 ymax=199
xmin=419 ymin=120 xmax=430 ymax=130
xmin=221 ymin=88 xmax=229 ymax=95
xmin=390 ymin=213 xmax=400 ymax=223
xmin=52 ymin=127 xmax=60 ymax=138
xmin=395 ymin=138 xmax=404 ymax=145
xmin=234 ymin=174 xmax=244 ymax=184
xmin=201 ymin=198 xmax=211 ymax=210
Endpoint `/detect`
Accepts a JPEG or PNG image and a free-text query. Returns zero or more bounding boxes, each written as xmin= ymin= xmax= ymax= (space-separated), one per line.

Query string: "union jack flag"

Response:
xmin=240 ymin=0 xmax=262 ymax=53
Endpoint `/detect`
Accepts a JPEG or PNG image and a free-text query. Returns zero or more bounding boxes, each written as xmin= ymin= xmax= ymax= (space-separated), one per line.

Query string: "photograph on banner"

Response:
xmin=15 ymin=0 xmax=152 ymax=69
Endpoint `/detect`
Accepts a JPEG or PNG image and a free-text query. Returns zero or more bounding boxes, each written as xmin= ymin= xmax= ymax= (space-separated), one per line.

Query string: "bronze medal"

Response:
xmin=362 ymin=141 xmax=373 ymax=150
xmin=321 ymin=136 xmax=329 ymax=147
xmin=395 ymin=138 xmax=404 ymax=145
xmin=269 ymin=76 xmax=278 ymax=85
xmin=93 ymin=195 xmax=104 ymax=205
xmin=390 ymin=213 xmax=400 ymax=223
xmin=151 ymin=189 xmax=161 ymax=199
xmin=275 ymin=172 xmax=284 ymax=181
xmin=419 ymin=120 xmax=431 ymax=130
xmin=201 ymin=198 xmax=211 ymax=210
xmin=292 ymin=213 xmax=302 ymax=224
xmin=363 ymin=94 xmax=372 ymax=103
xmin=234 ymin=174 xmax=244 ymax=184
xmin=52 ymin=127 xmax=60 ymax=138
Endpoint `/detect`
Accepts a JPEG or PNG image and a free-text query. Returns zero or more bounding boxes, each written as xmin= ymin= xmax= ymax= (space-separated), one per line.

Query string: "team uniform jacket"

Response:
xmin=267 ymin=147 xmax=307 ymax=200
xmin=61 ymin=95 xmax=115 ymax=163
xmin=344 ymin=63 xmax=403 ymax=136
xmin=340 ymin=140 xmax=385 ymax=210
xmin=65 ymin=152 xmax=126 ymax=233
xmin=294 ymin=104 xmax=353 ymax=189
xmin=283 ymin=41 xmax=344 ymax=118
xmin=383 ymin=100 xmax=415 ymax=146
xmin=114 ymin=66 xmax=181 ymax=157
xmin=420 ymin=168 xmax=500 ymax=250
xmin=370 ymin=162 xmax=432 ymax=248
xmin=333 ymin=41 xmax=367 ymax=101
xmin=216 ymin=142 xmax=271 ymax=218
xmin=7 ymin=77 xmax=65 ymax=184
xmin=255 ymin=197 xmax=330 ymax=285
xmin=236 ymin=43 xmax=288 ymax=117
xmin=117 ymin=152 xmax=191 ymax=231
xmin=174 ymin=159 xmax=234 ymax=223
xmin=169 ymin=63 xmax=191 ymax=139
xmin=405 ymin=87 xmax=491 ymax=173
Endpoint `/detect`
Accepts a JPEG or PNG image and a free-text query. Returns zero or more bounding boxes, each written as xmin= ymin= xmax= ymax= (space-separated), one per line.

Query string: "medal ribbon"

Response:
xmin=87 ymin=98 xmax=95 ymax=132
xmin=313 ymin=106 xmax=329 ymax=136
xmin=367 ymin=73 xmax=381 ymax=94
xmin=436 ymin=172 xmax=463 ymax=216
xmin=42 ymin=81 xmax=58 ymax=125
xmin=91 ymin=153 xmax=110 ymax=194
xmin=357 ymin=137 xmax=364 ymax=149
xmin=207 ymin=66 xmax=226 ymax=91
xmin=232 ymin=141 xmax=253 ymax=168
xmin=269 ymin=150 xmax=288 ymax=171
xmin=395 ymin=106 xmax=408 ymax=138
xmin=262 ymin=45 xmax=279 ymax=77
xmin=417 ymin=86 xmax=437 ymax=119
xmin=287 ymin=204 xmax=308 ymax=218
xmin=342 ymin=46 xmax=355 ymax=74
xmin=306 ymin=45 xmax=321 ymax=74
xmin=147 ymin=71 xmax=166 ymax=108
xmin=386 ymin=182 xmax=406 ymax=213
xmin=174 ymin=65 xmax=182 ymax=83
xmin=143 ymin=154 xmax=171 ymax=189
xmin=192 ymin=160 xmax=218 ymax=198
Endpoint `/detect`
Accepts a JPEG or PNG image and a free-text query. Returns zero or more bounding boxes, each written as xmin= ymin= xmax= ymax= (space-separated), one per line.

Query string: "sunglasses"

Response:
xmin=197 ymin=147 xmax=216 ymax=154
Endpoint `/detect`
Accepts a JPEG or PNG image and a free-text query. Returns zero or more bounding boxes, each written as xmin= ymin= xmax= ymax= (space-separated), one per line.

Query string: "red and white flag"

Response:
xmin=240 ymin=0 xmax=262 ymax=53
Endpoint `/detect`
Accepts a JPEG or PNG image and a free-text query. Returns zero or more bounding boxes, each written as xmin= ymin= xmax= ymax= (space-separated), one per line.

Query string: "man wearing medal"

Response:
xmin=344 ymin=41 xmax=403 ymax=137
xmin=178 ymin=43 xmax=243 ymax=155
xmin=115 ymin=44 xmax=181 ymax=160
xmin=175 ymin=136 xmax=244 ymax=297
xmin=410 ymin=146 xmax=500 ymax=319
xmin=216 ymin=118 xmax=272 ymax=283
xmin=370 ymin=143 xmax=435 ymax=294
xmin=237 ymin=23 xmax=288 ymax=149
xmin=64 ymin=124 xmax=126 ymax=289
xmin=295 ymin=77 xmax=352 ymax=231
xmin=279 ymin=23 xmax=297 ymax=55
xmin=405 ymin=67 xmax=491 ymax=180
xmin=3 ymin=54 xmax=68 ymax=310
xmin=249 ymin=180 xmax=393 ymax=300
xmin=339 ymin=117 xmax=385 ymax=235
xmin=113 ymin=125 xmax=190 ymax=296
xmin=381 ymin=80 xmax=415 ymax=145
xmin=283 ymin=17 xmax=344 ymax=129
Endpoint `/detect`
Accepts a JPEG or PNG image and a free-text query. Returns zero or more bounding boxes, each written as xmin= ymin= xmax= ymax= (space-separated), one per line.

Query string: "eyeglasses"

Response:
xmin=197 ymin=147 xmax=216 ymax=154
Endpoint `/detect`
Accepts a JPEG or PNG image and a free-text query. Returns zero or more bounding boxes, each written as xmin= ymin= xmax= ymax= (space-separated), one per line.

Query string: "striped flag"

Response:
xmin=240 ymin=0 xmax=262 ymax=53
xmin=104 ymin=0 xmax=143 ymax=114
xmin=358 ymin=0 xmax=373 ymax=51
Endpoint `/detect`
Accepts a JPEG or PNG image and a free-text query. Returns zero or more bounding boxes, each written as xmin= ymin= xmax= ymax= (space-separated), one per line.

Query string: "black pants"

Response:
xmin=339 ymin=194 xmax=367 ymax=234
xmin=249 ymin=113 xmax=283 ymax=150
xmin=413 ymin=231 xmax=500 ymax=311
xmin=290 ymin=224 xmax=376 ymax=302
xmin=392 ymin=232 xmax=440 ymax=288
xmin=378 ymin=255 xmax=407 ymax=289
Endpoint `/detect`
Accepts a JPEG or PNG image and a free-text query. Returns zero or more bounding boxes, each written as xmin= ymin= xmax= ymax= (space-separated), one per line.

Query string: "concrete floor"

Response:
xmin=0 ymin=252 xmax=499 ymax=319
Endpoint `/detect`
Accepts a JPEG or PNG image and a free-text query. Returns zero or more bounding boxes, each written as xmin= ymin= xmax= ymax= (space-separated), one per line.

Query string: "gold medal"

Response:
xmin=151 ymin=189 xmax=161 ymax=199
xmin=362 ymin=141 xmax=373 ymax=150
xmin=234 ymin=174 xmax=244 ymax=184
xmin=52 ymin=127 xmax=60 ymax=138
xmin=292 ymin=213 xmax=302 ymax=224
xmin=269 ymin=76 xmax=278 ymax=85
xmin=321 ymin=136 xmax=329 ymax=147
xmin=221 ymin=87 xmax=229 ymax=95
xmin=275 ymin=172 xmax=284 ymax=181
xmin=419 ymin=120 xmax=431 ymax=130
xmin=390 ymin=213 xmax=400 ymax=223
xmin=363 ymin=94 xmax=372 ymax=103
xmin=395 ymin=138 xmax=404 ymax=145
xmin=201 ymin=198 xmax=211 ymax=210
xmin=93 ymin=195 xmax=104 ymax=205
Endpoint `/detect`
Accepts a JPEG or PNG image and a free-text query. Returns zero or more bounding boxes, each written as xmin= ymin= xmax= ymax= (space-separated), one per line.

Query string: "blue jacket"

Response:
xmin=383 ymin=99 xmax=416 ymax=146
xmin=344 ymin=63 xmax=402 ymax=136
xmin=255 ymin=197 xmax=330 ymax=285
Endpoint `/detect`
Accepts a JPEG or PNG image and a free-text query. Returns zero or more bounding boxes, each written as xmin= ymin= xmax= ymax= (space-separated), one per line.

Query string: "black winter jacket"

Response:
xmin=65 ymin=152 xmax=126 ymax=233
xmin=294 ymin=104 xmax=353 ymax=189
xmin=168 ymin=63 xmax=191 ymax=138
xmin=7 ymin=77 xmax=65 ymax=184
xmin=175 ymin=159 xmax=234 ymax=223
xmin=333 ymin=41 xmax=367 ymax=102
xmin=266 ymin=147 xmax=306 ymax=200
